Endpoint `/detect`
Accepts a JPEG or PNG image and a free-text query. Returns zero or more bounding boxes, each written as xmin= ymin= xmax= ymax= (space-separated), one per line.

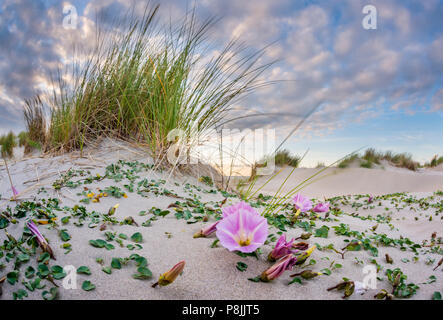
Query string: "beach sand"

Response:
xmin=0 ymin=141 xmax=442 ymax=300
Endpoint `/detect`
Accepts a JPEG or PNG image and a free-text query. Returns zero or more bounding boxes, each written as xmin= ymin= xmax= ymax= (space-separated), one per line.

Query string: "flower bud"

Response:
xmin=152 ymin=261 xmax=185 ymax=288
xmin=260 ymin=254 xmax=297 ymax=282
xmin=267 ymin=235 xmax=294 ymax=262
xmin=108 ymin=204 xmax=120 ymax=216
xmin=193 ymin=221 xmax=219 ymax=238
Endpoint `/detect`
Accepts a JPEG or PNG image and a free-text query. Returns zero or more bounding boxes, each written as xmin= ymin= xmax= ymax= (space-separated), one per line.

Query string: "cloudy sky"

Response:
xmin=0 ymin=0 xmax=442 ymax=166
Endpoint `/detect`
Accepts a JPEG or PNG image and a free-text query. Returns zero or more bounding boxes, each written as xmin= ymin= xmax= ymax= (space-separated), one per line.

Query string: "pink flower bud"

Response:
xmin=267 ymin=234 xmax=294 ymax=262
xmin=261 ymin=254 xmax=297 ymax=282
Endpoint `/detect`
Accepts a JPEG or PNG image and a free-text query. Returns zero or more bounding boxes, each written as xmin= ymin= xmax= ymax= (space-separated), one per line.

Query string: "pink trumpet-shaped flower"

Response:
xmin=313 ymin=202 xmax=330 ymax=213
xmin=216 ymin=202 xmax=268 ymax=253
xmin=12 ymin=186 xmax=19 ymax=198
xmin=292 ymin=193 xmax=312 ymax=212
xmin=221 ymin=201 xmax=255 ymax=218
xmin=193 ymin=221 xmax=220 ymax=238
xmin=261 ymin=254 xmax=297 ymax=282
xmin=368 ymin=196 xmax=373 ymax=204
xmin=27 ymin=220 xmax=55 ymax=259
xmin=268 ymin=234 xmax=295 ymax=261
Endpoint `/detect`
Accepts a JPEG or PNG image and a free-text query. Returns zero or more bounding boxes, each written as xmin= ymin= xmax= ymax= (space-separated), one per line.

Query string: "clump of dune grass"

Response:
xmin=338 ymin=148 xmax=419 ymax=171
xmin=425 ymin=155 xmax=443 ymax=167
xmin=38 ymin=4 xmax=273 ymax=164
xmin=337 ymin=154 xmax=358 ymax=168
xmin=22 ymin=95 xmax=46 ymax=154
xmin=246 ymin=149 xmax=300 ymax=183
xmin=315 ymin=162 xmax=325 ymax=168
xmin=274 ymin=149 xmax=301 ymax=167
xmin=0 ymin=131 xmax=17 ymax=158
xmin=360 ymin=159 xmax=373 ymax=169
xmin=361 ymin=148 xmax=380 ymax=165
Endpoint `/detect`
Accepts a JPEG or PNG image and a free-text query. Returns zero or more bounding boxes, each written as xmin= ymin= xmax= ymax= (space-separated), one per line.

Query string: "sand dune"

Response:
xmin=0 ymin=142 xmax=441 ymax=300
xmin=250 ymin=166 xmax=443 ymax=198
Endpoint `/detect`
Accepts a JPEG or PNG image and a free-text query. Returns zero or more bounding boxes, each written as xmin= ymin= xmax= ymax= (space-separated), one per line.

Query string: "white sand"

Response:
xmin=248 ymin=165 xmax=443 ymax=198
xmin=0 ymin=142 xmax=442 ymax=300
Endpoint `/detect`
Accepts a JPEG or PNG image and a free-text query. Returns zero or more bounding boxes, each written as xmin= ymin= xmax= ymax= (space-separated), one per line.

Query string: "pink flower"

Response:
xmin=268 ymin=234 xmax=294 ymax=261
xmin=193 ymin=221 xmax=220 ymax=238
xmin=27 ymin=220 xmax=55 ymax=259
xmin=12 ymin=186 xmax=19 ymax=198
xmin=292 ymin=193 xmax=312 ymax=212
xmin=313 ymin=202 xmax=330 ymax=213
xmin=368 ymin=196 xmax=373 ymax=204
xmin=261 ymin=254 xmax=297 ymax=282
xmin=216 ymin=202 xmax=268 ymax=253
xmin=221 ymin=201 xmax=256 ymax=218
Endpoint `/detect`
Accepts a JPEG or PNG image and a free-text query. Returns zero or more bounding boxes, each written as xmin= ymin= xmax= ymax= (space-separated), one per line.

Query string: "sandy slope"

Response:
xmin=249 ymin=166 xmax=443 ymax=198
xmin=0 ymin=142 xmax=442 ymax=300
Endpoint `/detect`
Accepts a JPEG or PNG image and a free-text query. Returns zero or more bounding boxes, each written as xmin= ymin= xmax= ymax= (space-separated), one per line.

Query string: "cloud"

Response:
xmin=431 ymin=88 xmax=443 ymax=111
xmin=0 ymin=0 xmax=441 ymax=143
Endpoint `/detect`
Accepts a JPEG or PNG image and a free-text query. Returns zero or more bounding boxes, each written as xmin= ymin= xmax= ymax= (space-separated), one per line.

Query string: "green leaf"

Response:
xmin=13 ymin=289 xmax=28 ymax=300
xmin=0 ymin=216 xmax=10 ymax=229
xmin=17 ymin=253 xmax=30 ymax=263
xmin=433 ymin=291 xmax=442 ymax=300
xmin=248 ymin=276 xmax=261 ymax=282
xmin=288 ymin=277 xmax=302 ymax=285
xmin=236 ymin=262 xmax=248 ymax=272
xmin=42 ymin=287 xmax=58 ymax=300
xmin=320 ymin=268 xmax=332 ymax=276
xmin=89 ymin=239 xmax=106 ymax=248
xmin=37 ymin=263 xmax=50 ymax=278
xmin=104 ymin=243 xmax=115 ymax=250
xmin=51 ymin=265 xmax=67 ymax=279
xmin=131 ymin=232 xmax=143 ymax=243
xmin=25 ymin=266 xmax=35 ymax=279
xmin=102 ymin=266 xmax=112 ymax=274
xmin=61 ymin=216 xmax=70 ymax=224
xmin=7 ymin=270 xmax=19 ymax=285
xmin=77 ymin=266 xmax=91 ymax=275
xmin=32 ymin=278 xmax=45 ymax=289
xmin=60 ymin=229 xmax=71 ymax=242
xmin=38 ymin=252 xmax=50 ymax=263
xmin=130 ymin=254 xmax=147 ymax=267
xmin=81 ymin=280 xmax=96 ymax=291
xmin=132 ymin=267 xmax=152 ymax=279
xmin=314 ymin=225 xmax=330 ymax=238
xmin=111 ymin=258 xmax=122 ymax=269
xmin=22 ymin=280 xmax=34 ymax=291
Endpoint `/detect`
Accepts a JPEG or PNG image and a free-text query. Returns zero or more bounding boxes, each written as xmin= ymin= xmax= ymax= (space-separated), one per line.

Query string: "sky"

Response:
xmin=0 ymin=0 xmax=442 ymax=166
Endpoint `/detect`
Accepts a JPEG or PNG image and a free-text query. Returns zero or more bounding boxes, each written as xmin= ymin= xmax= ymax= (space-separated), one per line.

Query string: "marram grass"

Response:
xmin=29 ymin=4 xmax=273 ymax=163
